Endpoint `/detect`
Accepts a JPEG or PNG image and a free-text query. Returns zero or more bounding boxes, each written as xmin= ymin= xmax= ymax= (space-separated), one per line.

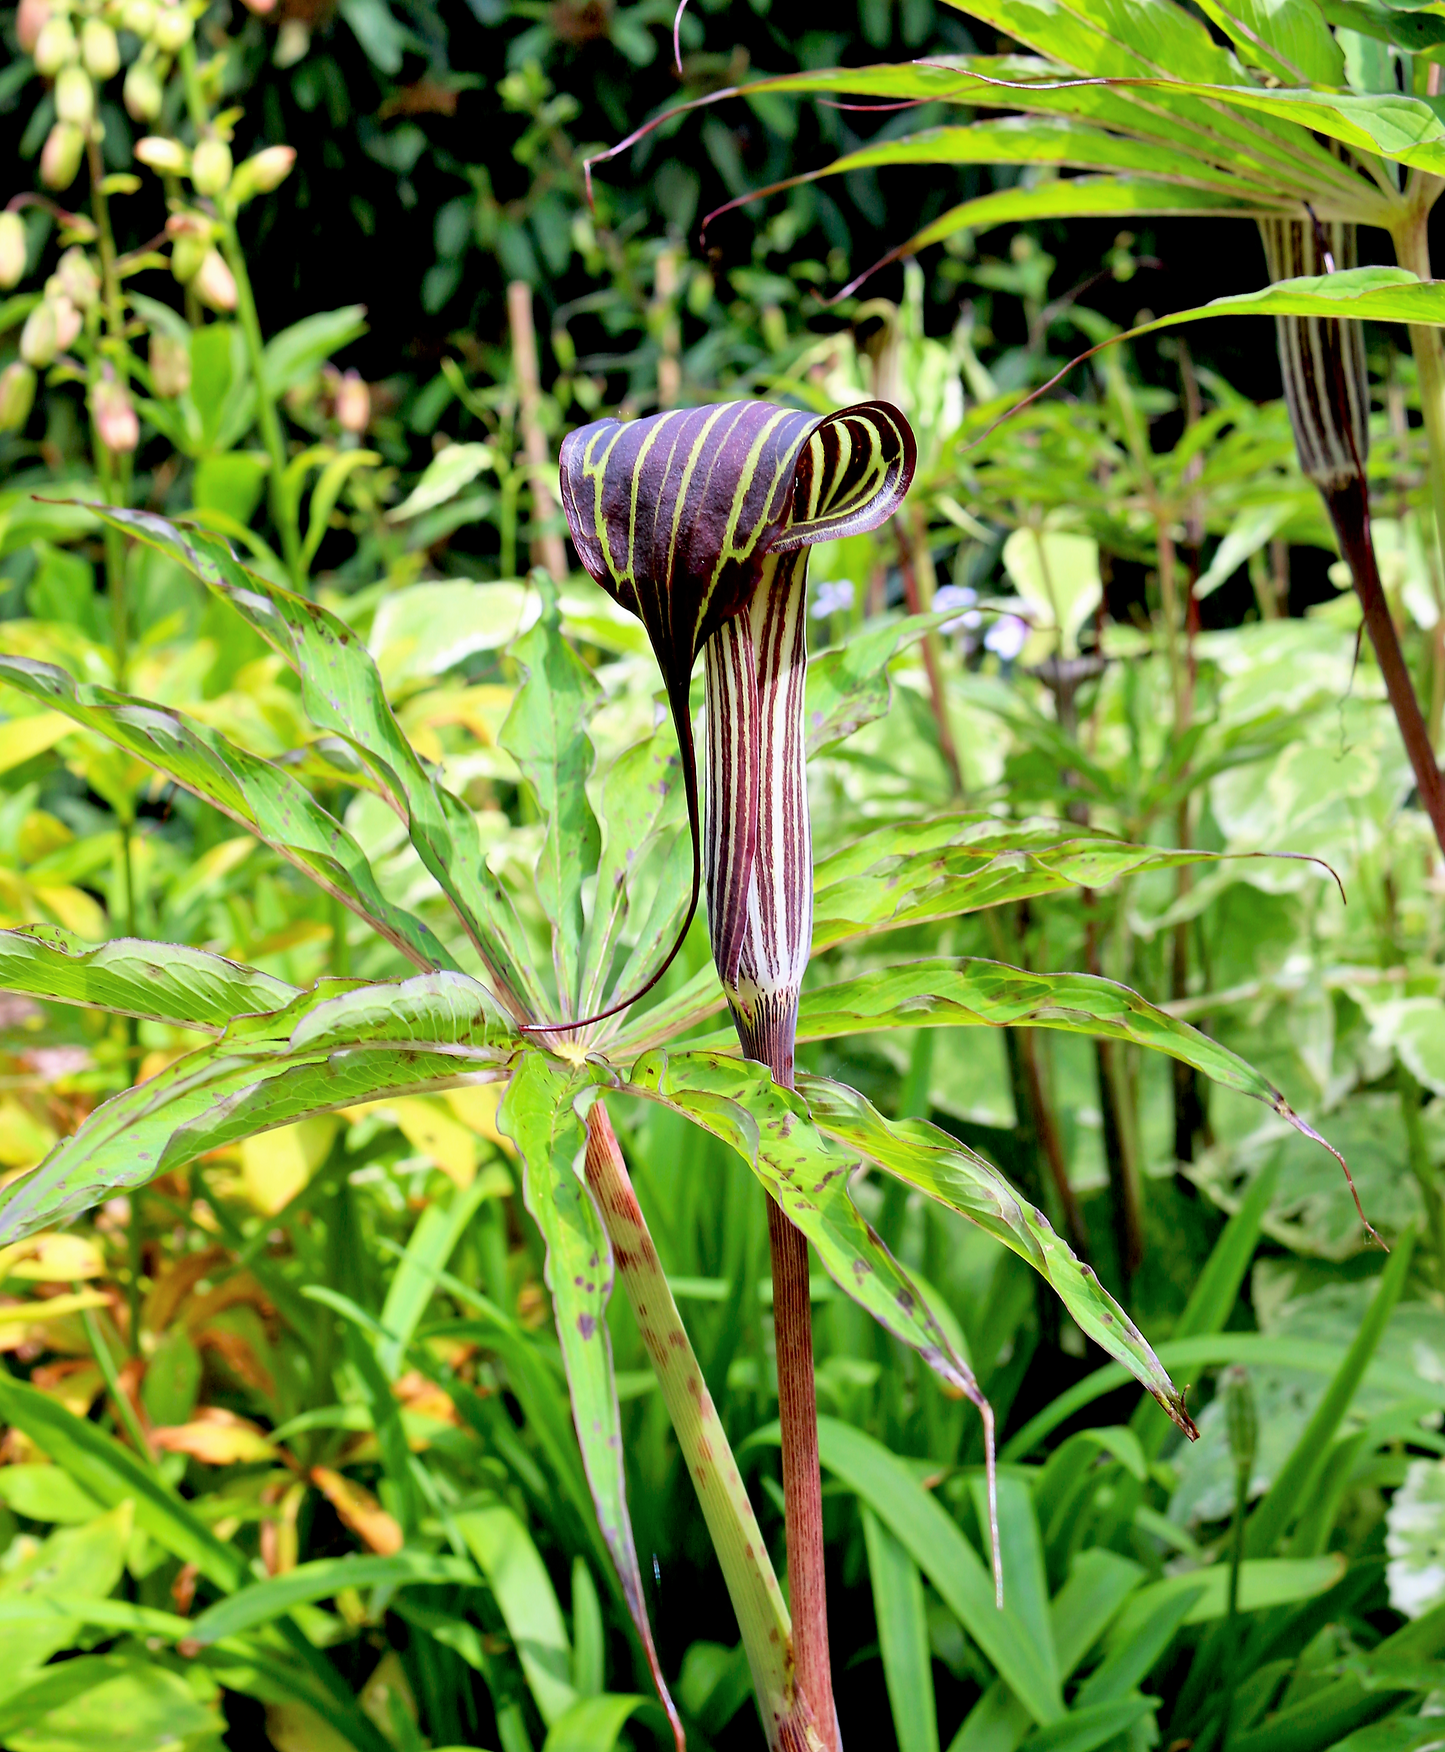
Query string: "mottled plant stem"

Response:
xmin=581 ymin=1101 xmax=822 ymax=1751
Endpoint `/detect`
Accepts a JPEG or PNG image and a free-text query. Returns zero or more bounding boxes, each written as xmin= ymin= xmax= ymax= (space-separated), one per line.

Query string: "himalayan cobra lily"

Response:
xmin=559 ymin=397 xmax=916 ymax=1747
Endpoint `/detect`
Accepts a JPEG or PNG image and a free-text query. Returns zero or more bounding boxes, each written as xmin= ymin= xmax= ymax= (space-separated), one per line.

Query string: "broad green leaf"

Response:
xmin=0 ymin=1652 xmax=225 ymax=1752
xmin=190 ymin=1553 xmax=479 ymax=1645
xmin=805 ymin=608 xmax=964 ymax=756
xmin=260 ymin=305 xmax=368 ymax=395
xmin=0 ymin=1503 xmax=130 ymax=1687
xmin=0 ymin=1375 xmax=246 ymax=1589
xmin=0 ymin=924 xmax=299 ymax=1032
xmin=498 ymin=1052 xmax=677 ymax=1732
xmin=902 ymin=179 xmax=1273 ymax=263
xmin=369 ymin=580 xmax=538 ymax=688
xmin=0 ymin=972 xmax=517 ymax=1240
xmin=1002 ymin=530 xmax=1100 ymax=659
xmin=456 ymin=1502 xmax=577 ymax=1727
xmin=579 ymin=730 xmax=688 ymax=1021
xmin=864 ymin=1507 xmax=939 ymax=1752
xmin=1194 ymin=0 xmax=1345 ymax=84
xmin=627 ymin=1051 xmax=988 ymax=1405
xmin=386 ymin=441 xmax=497 ymax=521
xmin=0 ymin=655 xmax=453 ymax=973
xmin=758 ymin=1416 xmax=1063 ymax=1723
xmin=542 ymin=1695 xmax=650 ymax=1752
xmin=87 ymin=507 xmax=545 ymax=1020
xmin=0 ymin=1465 xmax=104 ymax=1525
xmin=795 ymin=1074 xmax=1194 ymax=1433
xmin=500 ymin=596 xmax=601 ymax=1014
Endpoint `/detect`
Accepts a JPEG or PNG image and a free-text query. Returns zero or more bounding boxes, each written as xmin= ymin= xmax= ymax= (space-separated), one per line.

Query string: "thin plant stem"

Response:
xmin=1330 ymin=476 xmax=1445 ymax=854
xmin=81 ymin=1299 xmax=151 ymax=1458
xmin=507 ymin=281 xmax=567 ymax=583
xmin=896 ymin=513 xmax=963 ymax=795
xmin=220 ymin=213 xmax=301 ymax=583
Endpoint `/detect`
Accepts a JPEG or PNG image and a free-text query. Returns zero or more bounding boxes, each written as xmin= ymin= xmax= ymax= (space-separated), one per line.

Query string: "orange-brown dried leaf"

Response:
xmin=311 ymin=1465 xmax=403 ymax=1555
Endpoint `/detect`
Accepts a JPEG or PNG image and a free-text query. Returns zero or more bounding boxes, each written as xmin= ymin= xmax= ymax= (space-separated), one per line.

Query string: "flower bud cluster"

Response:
xmin=20 ymin=0 xmax=203 ymax=176
xmin=162 ymin=209 xmax=235 ymax=309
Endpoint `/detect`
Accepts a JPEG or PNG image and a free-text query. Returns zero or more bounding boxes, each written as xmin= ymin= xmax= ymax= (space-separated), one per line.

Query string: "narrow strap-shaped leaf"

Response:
xmin=0 ymin=924 xmax=299 ymax=1031
xmin=87 ymin=507 xmax=545 ymax=1021
xmin=0 ymin=654 xmax=453 ymax=973
xmin=863 ymin=1507 xmax=939 ymax=1752
xmin=624 ymin=1050 xmax=992 ymax=1411
xmin=751 ymin=1416 xmax=1062 ymax=1724
xmin=795 ymin=1074 xmax=1197 ymax=1438
xmin=499 ymin=599 xmax=602 ymax=1017
xmin=0 ymin=973 xmax=517 ymax=1241
xmin=190 ymin=1553 xmax=481 ymax=1645
xmin=498 ymin=1052 xmax=683 ymax=1748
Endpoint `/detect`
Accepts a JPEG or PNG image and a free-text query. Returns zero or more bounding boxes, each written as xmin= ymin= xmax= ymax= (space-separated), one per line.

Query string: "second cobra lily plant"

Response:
xmin=0 ymin=398 xmax=1354 ymax=1746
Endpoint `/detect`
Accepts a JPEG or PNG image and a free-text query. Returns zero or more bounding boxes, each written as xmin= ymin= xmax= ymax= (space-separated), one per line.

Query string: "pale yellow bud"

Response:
xmin=0 ymin=362 xmax=37 ymax=433
xmin=19 ymin=302 xmax=57 ymax=367
xmin=80 ymin=18 xmax=119 ymax=77
xmin=193 ymin=247 xmax=236 ymax=311
xmin=148 ymin=330 xmax=189 ymax=397
xmin=120 ymin=0 xmax=155 ymax=31
xmin=169 ymin=231 xmax=205 ymax=282
xmin=52 ymin=246 xmax=99 ymax=310
xmin=190 ymin=138 xmax=232 ymax=197
xmin=122 ymin=59 xmax=162 ymax=121
xmin=54 ymin=65 xmax=94 ymax=127
xmin=229 ymin=143 xmax=295 ymax=205
xmin=32 ymin=13 xmax=77 ymax=75
xmin=0 ymin=213 xmax=26 ymax=290
xmin=334 ymin=369 xmax=370 ymax=434
xmin=150 ymin=2 xmax=192 ymax=51
xmin=16 ymin=0 xmax=51 ymax=54
xmin=39 ymin=121 xmax=86 ymax=191
xmin=91 ymin=374 xmax=138 ymax=452
xmin=135 ymin=134 xmax=188 ymax=175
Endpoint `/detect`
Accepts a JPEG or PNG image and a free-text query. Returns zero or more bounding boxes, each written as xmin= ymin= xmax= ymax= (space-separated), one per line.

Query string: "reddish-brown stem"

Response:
xmin=766 ymin=1194 xmax=837 ymax=1750
xmin=1329 ymin=477 xmax=1445 ymax=857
